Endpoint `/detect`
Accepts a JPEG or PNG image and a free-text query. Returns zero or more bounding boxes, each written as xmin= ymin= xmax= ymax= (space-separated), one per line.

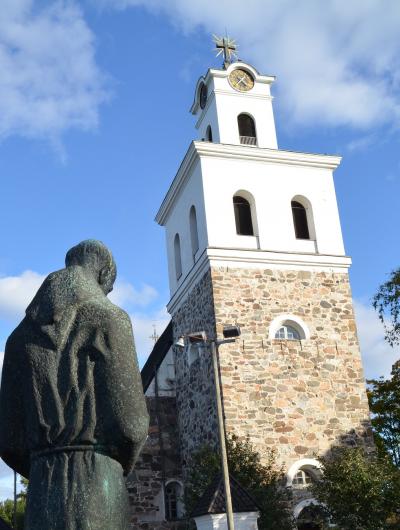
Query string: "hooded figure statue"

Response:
xmin=0 ymin=240 xmax=149 ymax=530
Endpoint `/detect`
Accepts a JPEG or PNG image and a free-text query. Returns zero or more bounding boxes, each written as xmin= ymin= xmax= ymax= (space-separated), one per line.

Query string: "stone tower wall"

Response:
xmin=211 ymin=265 xmax=373 ymax=469
xmin=171 ymin=265 xmax=373 ymax=478
xmin=171 ymin=270 xmax=219 ymax=472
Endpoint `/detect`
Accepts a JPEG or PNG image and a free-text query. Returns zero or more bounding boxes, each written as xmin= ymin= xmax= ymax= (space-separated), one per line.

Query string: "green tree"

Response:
xmin=185 ymin=434 xmax=294 ymax=530
xmin=367 ymin=360 xmax=400 ymax=467
xmin=0 ymin=476 xmax=27 ymax=529
xmin=311 ymin=446 xmax=400 ymax=530
xmin=296 ymin=504 xmax=331 ymax=530
xmin=373 ymin=268 xmax=400 ymax=346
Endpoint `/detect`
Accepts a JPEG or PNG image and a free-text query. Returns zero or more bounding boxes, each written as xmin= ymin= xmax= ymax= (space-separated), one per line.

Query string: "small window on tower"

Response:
xmin=238 ymin=113 xmax=257 ymax=146
xmin=275 ymin=325 xmax=301 ymax=340
xmin=233 ymin=196 xmax=254 ymax=236
xmin=189 ymin=206 xmax=199 ymax=260
xmin=292 ymin=469 xmax=314 ymax=488
xmin=174 ymin=234 xmax=182 ymax=280
xmin=165 ymin=481 xmax=183 ymax=520
xmin=291 ymin=201 xmax=310 ymax=240
xmin=206 ymin=125 xmax=213 ymax=142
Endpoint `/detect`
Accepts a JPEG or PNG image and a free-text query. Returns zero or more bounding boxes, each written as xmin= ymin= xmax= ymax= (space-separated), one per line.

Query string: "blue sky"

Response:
xmin=0 ymin=0 xmax=399 ymax=498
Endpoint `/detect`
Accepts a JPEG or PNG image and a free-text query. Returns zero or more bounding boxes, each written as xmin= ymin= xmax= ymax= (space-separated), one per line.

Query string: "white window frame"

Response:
xmin=286 ymin=458 xmax=322 ymax=488
xmin=269 ymin=314 xmax=310 ymax=340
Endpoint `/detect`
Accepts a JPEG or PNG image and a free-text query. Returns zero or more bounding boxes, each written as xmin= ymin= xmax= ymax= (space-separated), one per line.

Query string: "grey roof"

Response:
xmin=191 ymin=474 xmax=261 ymax=517
xmin=141 ymin=321 xmax=173 ymax=392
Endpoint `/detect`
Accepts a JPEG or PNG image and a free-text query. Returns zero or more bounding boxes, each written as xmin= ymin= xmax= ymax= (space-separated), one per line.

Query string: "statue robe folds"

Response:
xmin=0 ymin=266 xmax=149 ymax=530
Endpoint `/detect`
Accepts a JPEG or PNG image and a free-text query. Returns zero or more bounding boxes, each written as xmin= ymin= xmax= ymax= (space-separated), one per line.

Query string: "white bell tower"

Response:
xmin=156 ymin=53 xmax=348 ymax=303
xmin=191 ymin=61 xmax=277 ymax=149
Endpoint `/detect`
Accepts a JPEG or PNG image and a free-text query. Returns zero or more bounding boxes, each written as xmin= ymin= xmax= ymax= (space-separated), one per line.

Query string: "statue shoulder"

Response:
xmin=78 ymin=297 xmax=132 ymax=329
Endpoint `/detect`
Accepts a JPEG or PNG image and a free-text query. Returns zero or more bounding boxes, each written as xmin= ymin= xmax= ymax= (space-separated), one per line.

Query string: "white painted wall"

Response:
xmin=164 ymin=160 xmax=208 ymax=293
xmin=161 ymin=143 xmax=345 ymax=299
xmin=193 ymin=63 xmax=277 ymax=149
xmin=194 ymin=512 xmax=259 ymax=530
xmin=200 ymin=152 xmax=345 ymax=256
xmin=196 ymin=78 xmax=221 ymax=144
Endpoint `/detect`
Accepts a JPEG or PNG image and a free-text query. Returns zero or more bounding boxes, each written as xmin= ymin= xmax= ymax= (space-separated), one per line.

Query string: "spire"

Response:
xmin=213 ymin=34 xmax=238 ymax=69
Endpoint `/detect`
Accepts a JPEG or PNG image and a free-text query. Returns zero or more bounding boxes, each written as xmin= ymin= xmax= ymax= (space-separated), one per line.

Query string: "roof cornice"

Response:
xmin=155 ymin=142 xmax=342 ymax=226
xmin=155 ymin=141 xmax=199 ymax=226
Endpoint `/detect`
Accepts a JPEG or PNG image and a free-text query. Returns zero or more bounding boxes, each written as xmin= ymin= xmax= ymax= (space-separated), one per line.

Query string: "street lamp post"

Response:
xmin=210 ymin=337 xmax=235 ymax=530
xmin=177 ymin=326 xmax=241 ymax=530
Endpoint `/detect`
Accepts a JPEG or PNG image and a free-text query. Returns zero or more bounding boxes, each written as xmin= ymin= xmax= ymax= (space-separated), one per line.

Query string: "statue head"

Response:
xmin=65 ymin=240 xmax=117 ymax=295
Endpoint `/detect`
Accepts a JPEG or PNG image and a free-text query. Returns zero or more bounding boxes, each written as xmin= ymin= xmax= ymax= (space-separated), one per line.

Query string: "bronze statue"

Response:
xmin=0 ymin=240 xmax=149 ymax=529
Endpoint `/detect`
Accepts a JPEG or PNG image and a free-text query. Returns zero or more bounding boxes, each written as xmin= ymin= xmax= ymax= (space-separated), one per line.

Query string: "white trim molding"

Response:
xmin=167 ymin=248 xmax=351 ymax=315
xmin=293 ymin=498 xmax=320 ymax=519
xmin=269 ymin=314 xmax=311 ymax=340
xmin=287 ymin=458 xmax=322 ymax=487
xmin=155 ymin=142 xmax=342 ymax=226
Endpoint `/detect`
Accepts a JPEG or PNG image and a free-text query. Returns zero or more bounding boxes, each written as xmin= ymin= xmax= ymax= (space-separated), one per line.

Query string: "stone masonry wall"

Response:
xmin=171 ymin=265 xmax=373 ymax=482
xmin=171 ymin=269 xmax=219 ymax=473
xmin=128 ymin=396 xmax=184 ymax=530
xmin=211 ymin=266 xmax=373 ymax=470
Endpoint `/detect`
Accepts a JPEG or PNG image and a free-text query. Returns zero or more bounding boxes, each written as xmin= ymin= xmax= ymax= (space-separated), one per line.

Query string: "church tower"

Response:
xmin=155 ymin=39 xmax=372 ymax=519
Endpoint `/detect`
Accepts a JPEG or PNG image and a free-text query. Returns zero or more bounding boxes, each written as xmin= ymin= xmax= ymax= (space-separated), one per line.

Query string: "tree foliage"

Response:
xmin=373 ymin=268 xmax=400 ymax=346
xmin=0 ymin=476 xmax=27 ymax=530
xmin=185 ymin=434 xmax=294 ymax=530
xmin=311 ymin=446 xmax=400 ymax=530
xmin=296 ymin=503 xmax=331 ymax=529
xmin=367 ymin=360 xmax=400 ymax=467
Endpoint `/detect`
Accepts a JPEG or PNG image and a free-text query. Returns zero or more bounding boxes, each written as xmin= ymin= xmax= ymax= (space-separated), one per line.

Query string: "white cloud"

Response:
xmin=0 ymin=0 xmax=108 ymax=145
xmin=0 ymin=269 xmax=160 ymax=321
xmin=95 ymin=0 xmax=400 ymax=130
xmin=0 ymin=270 xmax=45 ymax=321
xmin=109 ymin=281 xmax=158 ymax=308
xmin=354 ymin=299 xmax=400 ymax=380
xmin=0 ymin=267 xmax=166 ymax=365
xmin=130 ymin=307 xmax=170 ymax=367
xmin=346 ymin=134 xmax=376 ymax=153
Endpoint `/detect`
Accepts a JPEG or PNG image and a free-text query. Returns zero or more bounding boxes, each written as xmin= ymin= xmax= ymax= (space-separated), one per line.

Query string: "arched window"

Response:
xmin=287 ymin=459 xmax=322 ymax=489
xmin=165 ymin=481 xmax=183 ymax=520
xmin=233 ymin=196 xmax=254 ymax=236
xmin=275 ymin=325 xmax=301 ymax=340
xmin=292 ymin=469 xmax=314 ymax=488
xmin=189 ymin=206 xmax=199 ymax=259
xmin=238 ymin=113 xmax=257 ymax=146
xmin=174 ymin=234 xmax=182 ymax=280
xmin=292 ymin=200 xmax=310 ymax=240
xmin=206 ymin=125 xmax=213 ymax=142
xmin=269 ymin=315 xmax=310 ymax=340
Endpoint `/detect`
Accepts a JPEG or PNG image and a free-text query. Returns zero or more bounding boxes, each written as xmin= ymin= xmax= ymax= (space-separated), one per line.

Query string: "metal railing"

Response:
xmin=240 ymin=135 xmax=257 ymax=146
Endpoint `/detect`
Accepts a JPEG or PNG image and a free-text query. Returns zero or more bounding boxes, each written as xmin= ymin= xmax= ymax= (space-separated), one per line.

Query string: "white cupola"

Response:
xmin=190 ymin=61 xmax=277 ymax=149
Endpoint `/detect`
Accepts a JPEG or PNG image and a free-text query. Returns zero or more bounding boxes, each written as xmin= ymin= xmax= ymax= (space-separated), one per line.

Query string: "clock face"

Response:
xmin=200 ymin=83 xmax=208 ymax=109
xmin=228 ymin=69 xmax=254 ymax=92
